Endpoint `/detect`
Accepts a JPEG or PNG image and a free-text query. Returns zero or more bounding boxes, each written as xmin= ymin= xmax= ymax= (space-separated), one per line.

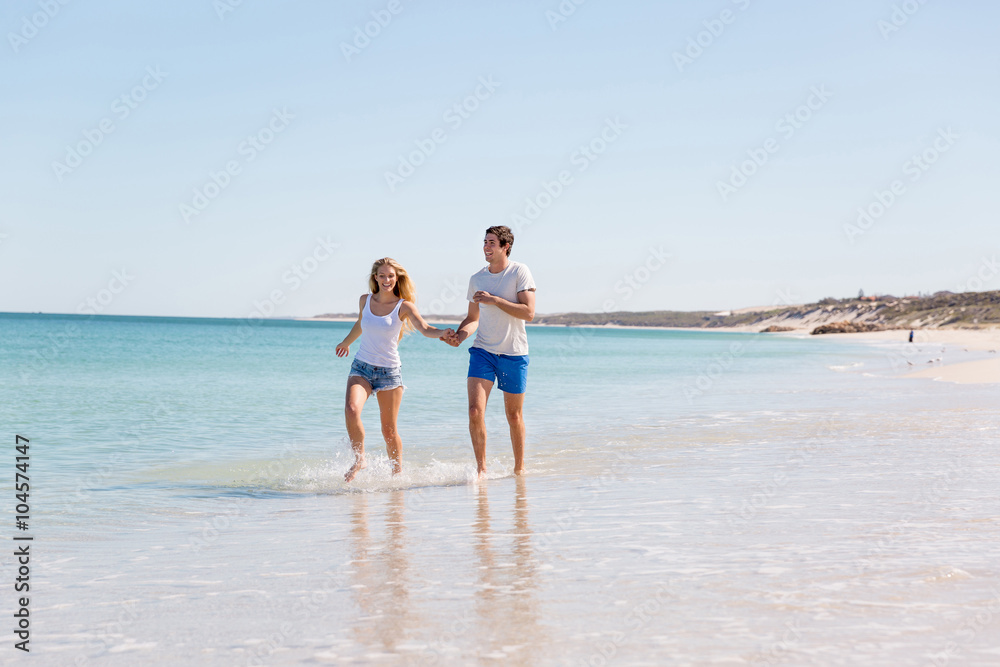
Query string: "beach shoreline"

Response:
xmin=299 ymin=316 xmax=1000 ymax=384
xmin=762 ymin=327 xmax=1000 ymax=384
xmin=821 ymin=328 xmax=1000 ymax=384
xmin=534 ymin=324 xmax=1000 ymax=383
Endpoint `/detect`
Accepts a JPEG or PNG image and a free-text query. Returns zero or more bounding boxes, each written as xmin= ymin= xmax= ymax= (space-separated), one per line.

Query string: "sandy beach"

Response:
xmin=820 ymin=328 xmax=1000 ymax=384
xmin=562 ymin=324 xmax=1000 ymax=384
xmin=533 ymin=323 xmax=1000 ymax=384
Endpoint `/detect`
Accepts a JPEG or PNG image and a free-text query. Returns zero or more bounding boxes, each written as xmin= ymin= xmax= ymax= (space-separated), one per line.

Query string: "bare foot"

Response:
xmin=514 ymin=467 xmax=525 ymax=476
xmin=391 ymin=461 xmax=402 ymax=476
xmin=344 ymin=456 xmax=367 ymax=482
xmin=477 ymin=468 xmax=488 ymax=481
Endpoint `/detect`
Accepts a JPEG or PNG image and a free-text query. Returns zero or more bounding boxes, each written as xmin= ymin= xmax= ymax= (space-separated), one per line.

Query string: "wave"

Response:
xmin=827 ymin=362 xmax=864 ymax=372
xmin=145 ymin=451 xmax=514 ymax=496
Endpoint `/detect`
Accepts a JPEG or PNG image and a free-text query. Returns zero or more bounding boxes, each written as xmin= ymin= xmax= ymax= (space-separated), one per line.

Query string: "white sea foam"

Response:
xmin=284 ymin=452 xmax=512 ymax=494
xmin=165 ymin=450 xmax=518 ymax=496
xmin=828 ymin=361 xmax=865 ymax=371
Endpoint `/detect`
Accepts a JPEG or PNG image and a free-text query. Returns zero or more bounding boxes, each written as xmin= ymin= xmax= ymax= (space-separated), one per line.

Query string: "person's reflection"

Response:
xmin=347 ymin=490 xmax=411 ymax=653
xmin=472 ymin=478 xmax=544 ymax=662
xmin=474 ymin=483 xmax=497 ymax=601
xmin=511 ymin=477 xmax=534 ymax=597
xmin=381 ymin=490 xmax=410 ymax=644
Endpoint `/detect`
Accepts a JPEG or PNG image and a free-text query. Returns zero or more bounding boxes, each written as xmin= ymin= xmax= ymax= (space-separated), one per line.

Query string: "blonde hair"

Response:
xmin=368 ymin=257 xmax=416 ymax=334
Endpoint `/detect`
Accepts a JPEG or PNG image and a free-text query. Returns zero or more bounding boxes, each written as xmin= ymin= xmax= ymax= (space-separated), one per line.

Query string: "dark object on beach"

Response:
xmin=811 ymin=321 xmax=885 ymax=335
xmin=760 ymin=325 xmax=795 ymax=333
xmin=909 ymin=329 xmax=914 ymax=342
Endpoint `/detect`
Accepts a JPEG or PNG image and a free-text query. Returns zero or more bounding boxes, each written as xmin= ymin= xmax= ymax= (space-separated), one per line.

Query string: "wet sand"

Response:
xmin=820 ymin=329 xmax=1000 ymax=384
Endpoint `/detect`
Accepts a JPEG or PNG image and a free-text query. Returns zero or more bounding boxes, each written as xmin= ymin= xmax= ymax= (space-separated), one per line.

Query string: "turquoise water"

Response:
xmin=4 ymin=312 xmax=878 ymax=505
xmin=2 ymin=313 xmax=999 ymax=665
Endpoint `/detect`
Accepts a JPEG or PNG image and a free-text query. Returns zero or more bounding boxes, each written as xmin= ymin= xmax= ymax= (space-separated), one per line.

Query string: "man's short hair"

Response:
xmin=486 ymin=225 xmax=514 ymax=256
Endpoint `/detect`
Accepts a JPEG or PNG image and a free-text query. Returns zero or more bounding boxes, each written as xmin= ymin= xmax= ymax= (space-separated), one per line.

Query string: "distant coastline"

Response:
xmin=307 ymin=291 xmax=1000 ymax=384
xmin=310 ymin=289 xmax=1000 ymax=334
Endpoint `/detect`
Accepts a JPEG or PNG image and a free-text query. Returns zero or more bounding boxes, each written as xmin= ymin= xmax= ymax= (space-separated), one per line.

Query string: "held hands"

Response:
xmin=440 ymin=328 xmax=462 ymax=348
xmin=335 ymin=342 xmax=350 ymax=357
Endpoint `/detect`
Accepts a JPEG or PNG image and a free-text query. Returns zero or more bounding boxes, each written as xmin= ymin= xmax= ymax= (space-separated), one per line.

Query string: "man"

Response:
xmin=443 ymin=226 xmax=536 ymax=478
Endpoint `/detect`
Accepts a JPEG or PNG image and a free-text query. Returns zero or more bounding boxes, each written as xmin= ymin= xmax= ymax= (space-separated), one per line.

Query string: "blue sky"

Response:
xmin=2 ymin=0 xmax=997 ymax=318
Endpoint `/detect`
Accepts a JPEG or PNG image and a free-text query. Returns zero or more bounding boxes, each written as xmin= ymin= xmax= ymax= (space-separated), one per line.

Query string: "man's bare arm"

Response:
xmin=472 ymin=289 xmax=535 ymax=322
xmin=447 ymin=301 xmax=480 ymax=346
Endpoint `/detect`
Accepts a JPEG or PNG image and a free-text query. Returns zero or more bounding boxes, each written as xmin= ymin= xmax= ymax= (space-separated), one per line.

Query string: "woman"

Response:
xmin=335 ymin=258 xmax=451 ymax=482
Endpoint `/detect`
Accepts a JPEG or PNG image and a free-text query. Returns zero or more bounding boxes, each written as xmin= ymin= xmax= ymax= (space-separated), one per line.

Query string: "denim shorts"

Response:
xmin=468 ymin=347 xmax=529 ymax=394
xmin=349 ymin=358 xmax=405 ymax=393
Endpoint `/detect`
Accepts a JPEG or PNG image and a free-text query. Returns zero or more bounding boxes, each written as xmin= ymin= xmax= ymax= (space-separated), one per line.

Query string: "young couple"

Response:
xmin=335 ymin=226 xmax=536 ymax=482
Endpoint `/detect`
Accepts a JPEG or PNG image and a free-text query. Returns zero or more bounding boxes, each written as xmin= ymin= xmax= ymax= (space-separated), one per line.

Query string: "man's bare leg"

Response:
xmin=468 ymin=377 xmax=494 ymax=479
xmin=503 ymin=390 xmax=526 ymax=475
xmin=344 ymin=377 xmax=372 ymax=482
xmin=376 ymin=386 xmax=404 ymax=475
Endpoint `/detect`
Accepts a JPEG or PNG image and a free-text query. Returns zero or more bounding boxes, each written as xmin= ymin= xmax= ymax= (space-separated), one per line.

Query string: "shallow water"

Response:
xmin=2 ymin=313 xmax=999 ymax=665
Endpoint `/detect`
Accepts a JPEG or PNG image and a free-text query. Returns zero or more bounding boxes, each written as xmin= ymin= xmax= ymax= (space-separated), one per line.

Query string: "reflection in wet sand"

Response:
xmin=347 ymin=491 xmax=411 ymax=652
xmin=471 ymin=478 xmax=546 ymax=663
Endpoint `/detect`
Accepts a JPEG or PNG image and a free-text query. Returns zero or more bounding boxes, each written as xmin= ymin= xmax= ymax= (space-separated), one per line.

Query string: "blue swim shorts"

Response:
xmin=349 ymin=358 xmax=405 ymax=393
xmin=468 ymin=347 xmax=529 ymax=394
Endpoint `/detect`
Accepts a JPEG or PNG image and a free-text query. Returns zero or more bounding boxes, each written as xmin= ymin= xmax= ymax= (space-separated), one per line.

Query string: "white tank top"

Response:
xmin=355 ymin=294 xmax=405 ymax=368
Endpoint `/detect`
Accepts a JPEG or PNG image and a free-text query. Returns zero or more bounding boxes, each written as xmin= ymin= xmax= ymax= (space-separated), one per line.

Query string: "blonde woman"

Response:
xmin=336 ymin=258 xmax=452 ymax=482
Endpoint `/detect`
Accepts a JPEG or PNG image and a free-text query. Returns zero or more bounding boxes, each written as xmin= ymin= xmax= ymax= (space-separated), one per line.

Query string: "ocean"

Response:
xmin=1 ymin=312 xmax=999 ymax=666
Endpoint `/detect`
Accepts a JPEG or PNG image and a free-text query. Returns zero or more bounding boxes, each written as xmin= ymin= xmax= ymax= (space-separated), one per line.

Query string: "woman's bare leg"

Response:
xmin=376 ymin=387 xmax=404 ymax=475
xmin=345 ymin=377 xmax=372 ymax=482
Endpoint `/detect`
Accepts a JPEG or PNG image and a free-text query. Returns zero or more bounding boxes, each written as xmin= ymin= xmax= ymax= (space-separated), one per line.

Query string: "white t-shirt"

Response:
xmin=467 ymin=260 xmax=536 ymax=356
